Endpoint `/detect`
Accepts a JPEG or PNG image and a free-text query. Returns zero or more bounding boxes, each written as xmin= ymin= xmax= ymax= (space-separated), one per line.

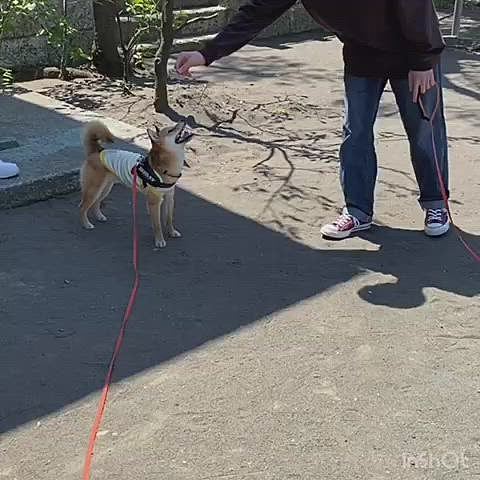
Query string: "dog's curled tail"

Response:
xmin=83 ymin=121 xmax=114 ymax=155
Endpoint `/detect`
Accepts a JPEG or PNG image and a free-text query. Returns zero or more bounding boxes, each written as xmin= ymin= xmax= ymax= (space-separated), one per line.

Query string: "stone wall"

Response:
xmin=0 ymin=0 xmax=95 ymax=70
xmin=226 ymin=0 xmax=319 ymax=40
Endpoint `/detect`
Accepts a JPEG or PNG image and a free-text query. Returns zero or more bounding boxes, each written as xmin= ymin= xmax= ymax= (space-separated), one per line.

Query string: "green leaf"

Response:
xmin=70 ymin=47 xmax=91 ymax=62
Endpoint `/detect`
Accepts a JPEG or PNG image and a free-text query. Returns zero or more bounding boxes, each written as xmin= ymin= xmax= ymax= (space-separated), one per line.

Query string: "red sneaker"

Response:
xmin=321 ymin=213 xmax=372 ymax=239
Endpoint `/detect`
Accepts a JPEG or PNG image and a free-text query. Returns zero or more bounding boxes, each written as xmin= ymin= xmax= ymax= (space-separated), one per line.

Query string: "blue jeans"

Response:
xmin=339 ymin=63 xmax=449 ymax=223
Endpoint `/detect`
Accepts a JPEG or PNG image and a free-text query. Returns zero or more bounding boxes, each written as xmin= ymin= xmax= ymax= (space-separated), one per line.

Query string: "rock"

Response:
xmin=42 ymin=67 xmax=94 ymax=79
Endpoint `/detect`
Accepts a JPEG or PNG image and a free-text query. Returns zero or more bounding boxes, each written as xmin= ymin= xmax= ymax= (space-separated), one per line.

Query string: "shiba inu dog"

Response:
xmin=80 ymin=120 xmax=192 ymax=248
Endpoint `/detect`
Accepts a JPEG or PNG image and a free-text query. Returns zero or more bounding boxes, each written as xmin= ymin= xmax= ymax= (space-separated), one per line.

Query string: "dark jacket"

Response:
xmin=200 ymin=0 xmax=446 ymax=78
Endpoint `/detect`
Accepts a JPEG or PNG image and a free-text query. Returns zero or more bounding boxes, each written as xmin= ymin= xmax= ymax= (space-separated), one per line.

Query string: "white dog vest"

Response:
xmin=100 ymin=149 xmax=174 ymax=197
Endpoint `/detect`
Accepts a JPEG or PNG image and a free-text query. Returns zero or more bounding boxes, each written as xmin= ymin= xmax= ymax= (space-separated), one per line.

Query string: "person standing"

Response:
xmin=176 ymin=0 xmax=450 ymax=239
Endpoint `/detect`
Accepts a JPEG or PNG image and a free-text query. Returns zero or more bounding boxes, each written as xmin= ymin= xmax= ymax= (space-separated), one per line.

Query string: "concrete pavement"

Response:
xmin=1 ymin=35 xmax=479 ymax=480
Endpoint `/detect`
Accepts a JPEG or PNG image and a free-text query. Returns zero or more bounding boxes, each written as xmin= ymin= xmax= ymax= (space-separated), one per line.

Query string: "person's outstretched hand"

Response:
xmin=176 ymin=51 xmax=206 ymax=77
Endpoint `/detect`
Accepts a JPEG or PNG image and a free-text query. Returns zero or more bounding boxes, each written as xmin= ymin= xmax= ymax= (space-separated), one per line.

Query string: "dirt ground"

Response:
xmin=33 ymin=33 xmax=480 ymax=244
xmin=1 ymin=34 xmax=480 ymax=479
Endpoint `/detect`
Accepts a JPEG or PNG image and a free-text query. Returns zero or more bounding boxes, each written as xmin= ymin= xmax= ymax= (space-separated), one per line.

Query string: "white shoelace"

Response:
xmin=336 ymin=214 xmax=357 ymax=229
xmin=427 ymin=209 xmax=444 ymax=223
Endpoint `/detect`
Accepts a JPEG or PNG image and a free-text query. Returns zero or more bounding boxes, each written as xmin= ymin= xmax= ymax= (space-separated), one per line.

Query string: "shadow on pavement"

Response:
xmin=1 ymin=187 xmax=479 ymax=434
xmin=1 ymin=38 xmax=479 ymax=439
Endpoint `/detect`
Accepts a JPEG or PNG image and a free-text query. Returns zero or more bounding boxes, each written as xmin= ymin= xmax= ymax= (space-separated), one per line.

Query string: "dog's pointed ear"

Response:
xmin=147 ymin=128 xmax=159 ymax=143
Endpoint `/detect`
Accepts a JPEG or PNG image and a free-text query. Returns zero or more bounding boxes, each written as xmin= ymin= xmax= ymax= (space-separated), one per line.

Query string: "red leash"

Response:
xmin=81 ymin=84 xmax=478 ymax=479
xmin=82 ymin=169 xmax=140 ymax=480
xmin=419 ymin=84 xmax=480 ymax=263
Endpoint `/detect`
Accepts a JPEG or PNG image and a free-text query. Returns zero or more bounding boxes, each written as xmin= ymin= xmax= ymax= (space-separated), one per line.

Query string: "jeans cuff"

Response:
xmin=343 ymin=206 xmax=372 ymax=223
xmin=419 ymin=199 xmax=447 ymax=210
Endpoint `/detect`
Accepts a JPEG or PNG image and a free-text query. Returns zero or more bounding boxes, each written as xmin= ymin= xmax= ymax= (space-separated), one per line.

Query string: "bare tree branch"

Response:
xmin=204 ymin=108 xmax=239 ymax=129
xmin=174 ymin=12 xmax=218 ymax=34
xmin=126 ymin=25 xmax=150 ymax=51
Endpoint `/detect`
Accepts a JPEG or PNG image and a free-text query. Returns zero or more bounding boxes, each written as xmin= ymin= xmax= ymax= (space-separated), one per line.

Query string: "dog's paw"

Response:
xmin=168 ymin=229 xmax=182 ymax=238
xmin=154 ymin=238 xmax=167 ymax=249
xmin=83 ymin=222 xmax=95 ymax=230
xmin=96 ymin=213 xmax=108 ymax=222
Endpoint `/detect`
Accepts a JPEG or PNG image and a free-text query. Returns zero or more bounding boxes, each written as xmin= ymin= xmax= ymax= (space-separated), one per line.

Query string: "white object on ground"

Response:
xmin=0 ymin=160 xmax=20 ymax=179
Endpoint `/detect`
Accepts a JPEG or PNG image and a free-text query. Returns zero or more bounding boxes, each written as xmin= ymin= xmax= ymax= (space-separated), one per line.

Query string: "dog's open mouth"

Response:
xmin=175 ymin=122 xmax=193 ymax=144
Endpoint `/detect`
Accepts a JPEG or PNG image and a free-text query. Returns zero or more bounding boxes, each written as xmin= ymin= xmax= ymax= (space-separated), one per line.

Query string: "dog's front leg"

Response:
xmin=165 ymin=189 xmax=182 ymax=238
xmin=147 ymin=194 xmax=166 ymax=249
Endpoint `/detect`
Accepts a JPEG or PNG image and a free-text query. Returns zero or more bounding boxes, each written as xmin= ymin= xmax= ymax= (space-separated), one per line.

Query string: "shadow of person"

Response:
xmin=355 ymin=224 xmax=480 ymax=309
xmin=358 ymin=281 xmax=428 ymax=309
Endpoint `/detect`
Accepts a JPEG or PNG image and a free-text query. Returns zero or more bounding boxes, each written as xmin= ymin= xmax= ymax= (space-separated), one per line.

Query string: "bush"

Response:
xmin=0 ymin=0 xmax=90 ymax=80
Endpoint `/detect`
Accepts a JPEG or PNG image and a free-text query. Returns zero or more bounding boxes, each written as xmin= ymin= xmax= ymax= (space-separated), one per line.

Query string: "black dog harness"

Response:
xmin=133 ymin=155 xmax=181 ymax=190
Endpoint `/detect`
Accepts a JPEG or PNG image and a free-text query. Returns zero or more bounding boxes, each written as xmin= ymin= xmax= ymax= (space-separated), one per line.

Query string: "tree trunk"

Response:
xmin=92 ymin=1 xmax=123 ymax=76
xmin=59 ymin=33 xmax=69 ymax=80
xmin=122 ymin=54 xmax=130 ymax=88
xmin=114 ymin=11 xmax=131 ymax=89
xmin=59 ymin=0 xmax=69 ymax=80
xmin=154 ymin=0 xmax=175 ymax=113
xmin=451 ymin=0 xmax=464 ymax=37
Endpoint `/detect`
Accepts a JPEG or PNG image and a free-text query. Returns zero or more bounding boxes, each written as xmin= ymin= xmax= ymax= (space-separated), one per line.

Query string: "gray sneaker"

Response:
xmin=424 ymin=208 xmax=450 ymax=237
